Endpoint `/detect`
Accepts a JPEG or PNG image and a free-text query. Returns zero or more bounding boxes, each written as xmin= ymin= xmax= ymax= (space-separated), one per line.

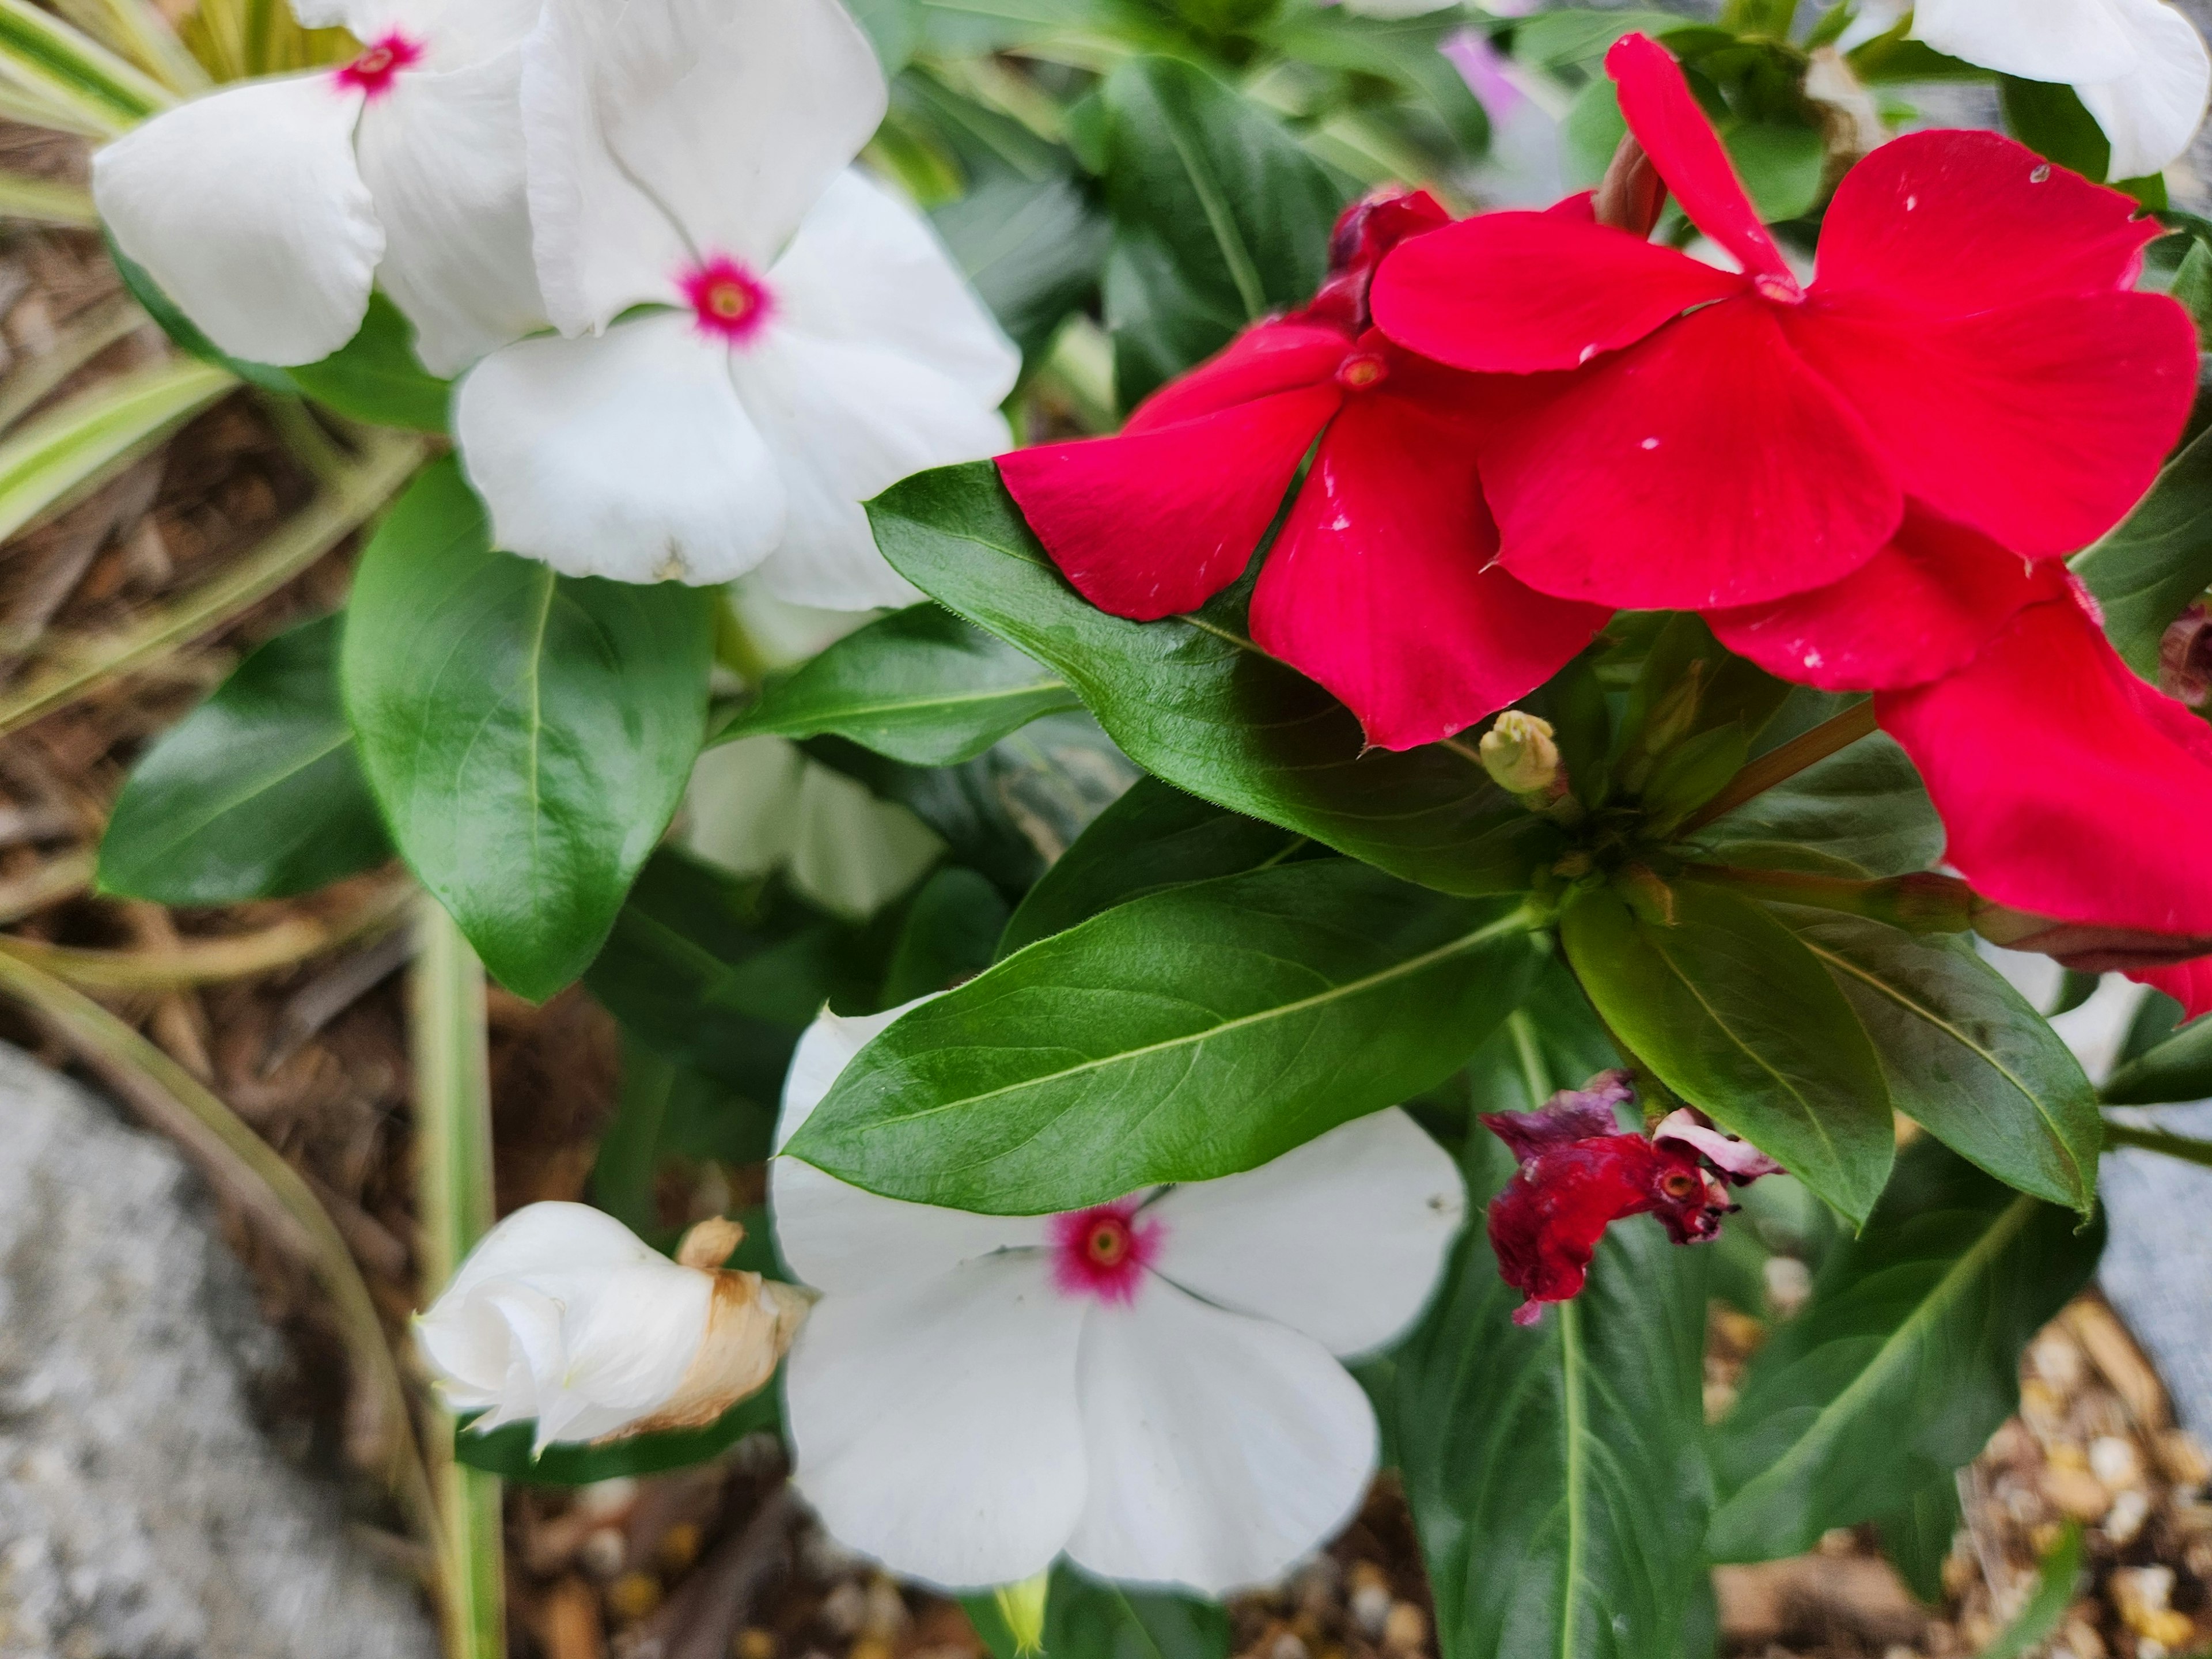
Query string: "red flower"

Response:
xmin=1482 ymin=1074 xmax=1778 ymax=1325
xmin=1876 ymin=586 xmax=2212 ymax=1016
xmin=996 ymin=189 xmax=1610 ymax=752
xmin=1370 ymin=32 xmax=2193 ymax=614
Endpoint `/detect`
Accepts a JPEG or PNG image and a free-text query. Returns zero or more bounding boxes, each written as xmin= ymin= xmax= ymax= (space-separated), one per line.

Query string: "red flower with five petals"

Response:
xmin=1371 ymin=32 xmax=2194 ymax=618
xmin=997 ymin=190 xmax=1611 ymax=752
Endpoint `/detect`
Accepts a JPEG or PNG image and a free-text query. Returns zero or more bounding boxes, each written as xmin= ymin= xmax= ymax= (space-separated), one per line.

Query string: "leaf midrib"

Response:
xmin=746 ymin=677 xmax=1071 ymax=729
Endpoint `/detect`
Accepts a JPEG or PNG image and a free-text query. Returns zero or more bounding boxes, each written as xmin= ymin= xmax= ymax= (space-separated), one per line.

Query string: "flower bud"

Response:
xmin=1594 ymin=134 xmax=1665 ymax=237
xmin=1972 ymin=900 xmax=2212 ymax=973
xmin=415 ymin=1203 xmax=808 ymax=1453
xmin=1479 ymin=710 xmax=1564 ymax=798
xmin=2160 ymin=602 xmax=2212 ymax=707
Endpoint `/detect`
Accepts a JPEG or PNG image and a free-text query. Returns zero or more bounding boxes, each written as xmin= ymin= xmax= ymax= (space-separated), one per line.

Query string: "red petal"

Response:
xmin=1484 ymin=298 xmax=1900 ymax=609
xmin=1816 ymin=131 xmax=2158 ymax=313
xmin=1605 ymin=32 xmax=1793 ymax=290
xmin=1877 ymin=597 xmax=2212 ymax=936
xmin=1124 ymin=320 xmax=1352 ymax=434
xmin=1706 ymin=506 xmax=2067 ymax=691
xmin=1369 ymin=209 xmax=1741 ymax=374
xmin=1249 ymin=389 xmax=1611 ymax=751
xmin=998 ymin=385 xmax=1342 ymax=621
xmin=1486 ymin=1138 xmax=1662 ymax=1308
xmin=2130 ymin=959 xmax=2212 ymax=1021
xmin=1784 ymin=290 xmax=2196 ymax=559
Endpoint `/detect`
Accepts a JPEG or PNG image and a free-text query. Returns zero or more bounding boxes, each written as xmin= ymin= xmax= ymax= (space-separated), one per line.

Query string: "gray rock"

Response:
xmin=0 ymin=1041 xmax=436 ymax=1659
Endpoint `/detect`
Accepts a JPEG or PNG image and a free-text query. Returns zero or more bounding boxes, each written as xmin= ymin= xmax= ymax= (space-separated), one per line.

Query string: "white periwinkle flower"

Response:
xmin=771 ymin=1002 xmax=1467 ymax=1595
xmin=453 ymin=0 xmax=1020 ymax=597
xmin=1908 ymin=0 xmax=2211 ymax=179
xmin=92 ymin=0 xmax=549 ymax=370
xmin=416 ymin=1205 xmax=808 ymax=1452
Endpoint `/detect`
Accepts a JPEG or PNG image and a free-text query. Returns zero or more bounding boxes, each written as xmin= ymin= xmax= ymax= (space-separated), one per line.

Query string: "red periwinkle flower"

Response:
xmin=1371 ymin=32 xmax=2194 ymax=613
xmin=1483 ymin=1073 xmax=1779 ymax=1325
xmin=996 ymin=190 xmax=1611 ymax=753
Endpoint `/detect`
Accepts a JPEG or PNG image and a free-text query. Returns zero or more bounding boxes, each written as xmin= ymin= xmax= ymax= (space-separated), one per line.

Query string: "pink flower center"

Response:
xmin=1047 ymin=1200 xmax=1162 ymax=1306
xmin=679 ymin=256 xmax=775 ymax=345
xmin=335 ymin=31 xmax=423 ymax=98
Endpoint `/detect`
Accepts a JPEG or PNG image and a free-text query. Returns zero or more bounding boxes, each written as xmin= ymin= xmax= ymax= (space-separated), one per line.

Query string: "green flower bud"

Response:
xmin=1480 ymin=710 xmax=1563 ymax=798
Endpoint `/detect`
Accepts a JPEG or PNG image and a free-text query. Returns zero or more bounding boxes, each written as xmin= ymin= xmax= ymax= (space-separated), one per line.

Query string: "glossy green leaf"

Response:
xmin=1097 ymin=54 xmax=1346 ymax=402
xmin=1773 ymin=908 xmax=2100 ymax=1213
xmin=880 ymin=865 xmax=1007 ymax=1005
xmin=1259 ymin=9 xmax=1491 ymax=161
xmin=342 ymin=459 xmax=713 ymax=999
xmin=99 ymin=613 xmax=389 ymax=903
xmin=998 ymin=775 xmax=1306 ymax=958
xmin=1691 ymin=728 xmax=1941 ymax=878
xmin=1875 ymin=1479 xmax=1963 ymax=1606
xmin=786 ymin=863 xmax=1543 ymax=1213
xmin=1561 ymin=880 xmax=1894 ymax=1225
xmin=2102 ymin=1010 xmax=2212 ymax=1103
xmin=1371 ymin=1131 xmax=1712 ymax=1659
xmin=289 ymin=293 xmax=452 ymax=433
xmin=870 ymin=463 xmax=1559 ymax=897
xmin=719 ymin=603 xmax=1078 ymax=766
xmin=2071 ymin=426 xmax=2212 ymax=679
xmin=1707 ymin=1141 xmax=2105 ymax=1560
xmin=963 ymin=1564 xmax=1230 ymax=1659
xmin=2000 ymin=75 xmax=2110 ymax=181
xmin=0 ymin=353 xmax=231 ymax=543
xmin=1724 ymin=119 xmax=1824 ymax=221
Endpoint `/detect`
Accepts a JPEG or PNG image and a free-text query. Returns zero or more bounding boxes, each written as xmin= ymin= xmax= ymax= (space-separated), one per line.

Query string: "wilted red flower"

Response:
xmin=1371 ymin=32 xmax=2194 ymax=613
xmin=1483 ymin=1074 xmax=1779 ymax=1326
xmin=997 ymin=189 xmax=1609 ymax=753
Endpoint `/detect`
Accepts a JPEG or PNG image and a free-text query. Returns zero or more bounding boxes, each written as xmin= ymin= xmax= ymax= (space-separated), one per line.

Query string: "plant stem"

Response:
xmin=410 ymin=897 xmax=504 ymax=1659
xmin=2103 ymin=1118 xmax=2212 ymax=1168
xmin=1680 ymin=863 xmax=1973 ymax=933
xmin=1677 ymin=699 xmax=1880 ymax=835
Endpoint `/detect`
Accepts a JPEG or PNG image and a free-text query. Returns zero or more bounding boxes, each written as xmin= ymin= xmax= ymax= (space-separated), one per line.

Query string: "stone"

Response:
xmin=0 ymin=1040 xmax=434 ymax=1659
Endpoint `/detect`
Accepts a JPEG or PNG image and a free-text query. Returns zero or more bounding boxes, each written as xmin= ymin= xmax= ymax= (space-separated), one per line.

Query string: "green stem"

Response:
xmin=2103 ymin=1118 xmax=2212 ymax=1168
xmin=1677 ymin=700 xmax=1879 ymax=835
xmin=410 ymin=899 xmax=504 ymax=1659
xmin=1506 ymin=1007 xmax=1554 ymax=1107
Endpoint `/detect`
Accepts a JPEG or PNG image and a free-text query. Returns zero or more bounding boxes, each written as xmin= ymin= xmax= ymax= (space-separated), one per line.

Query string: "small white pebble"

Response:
xmin=1269 ymin=1634 xmax=1310 ymax=1659
xmin=1350 ymin=1581 xmax=1393 ymax=1636
xmin=2090 ymin=1435 xmax=2142 ymax=1490
xmin=2107 ymin=1487 xmax=2151 ymax=1545
xmin=820 ymin=1581 xmax=867 ymax=1638
xmin=578 ymin=1527 xmax=625 ymax=1580
xmin=1763 ymin=1256 xmax=1811 ymax=1316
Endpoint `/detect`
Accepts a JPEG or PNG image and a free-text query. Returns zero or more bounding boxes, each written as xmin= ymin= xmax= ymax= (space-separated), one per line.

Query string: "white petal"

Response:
xmin=2078 ymin=0 xmax=2211 ymax=177
xmin=355 ymin=52 xmax=546 ymax=376
xmin=453 ymin=312 xmax=785 ymax=582
xmin=1063 ymin=1278 xmax=1378 ymax=1596
xmin=1911 ymin=0 xmax=2139 ymax=82
xmin=441 ymin=1200 xmax=664 ymax=1300
xmin=775 ymin=1001 xmax=921 ymax=1147
xmin=785 ymin=1255 xmax=1089 ymax=1590
xmin=522 ymin=0 xmax=885 ymax=334
xmin=1150 ymin=1109 xmax=1465 ymax=1359
xmin=680 ymin=734 xmax=808 ymax=877
xmin=92 ymin=75 xmax=380 ymax=366
xmin=291 ymin=0 xmax=543 ymax=69
xmin=783 ymin=759 xmax=945 ymax=917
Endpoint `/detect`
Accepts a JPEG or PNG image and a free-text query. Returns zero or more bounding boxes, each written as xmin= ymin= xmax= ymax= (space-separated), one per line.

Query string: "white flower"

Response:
xmin=92 ymin=0 xmax=550 ymax=371
xmin=1909 ymin=0 xmax=2211 ymax=179
xmin=452 ymin=0 xmax=1021 ymax=596
xmin=416 ymin=1204 xmax=808 ymax=1452
xmin=771 ymin=1001 xmax=1467 ymax=1596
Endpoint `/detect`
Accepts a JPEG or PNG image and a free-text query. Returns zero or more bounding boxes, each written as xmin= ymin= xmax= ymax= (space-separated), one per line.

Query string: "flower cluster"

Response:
xmin=92 ymin=0 xmax=1017 ymax=598
xmin=1006 ymin=30 xmax=2212 ymax=1010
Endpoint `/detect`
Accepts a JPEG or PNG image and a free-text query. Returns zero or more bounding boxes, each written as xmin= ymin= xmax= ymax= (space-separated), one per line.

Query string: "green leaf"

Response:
xmin=0 ymin=353 xmax=232 ymax=544
xmin=719 ymin=603 xmax=1079 ymax=765
xmin=1875 ymin=1479 xmax=1963 ymax=1605
xmin=1560 ymin=880 xmax=1895 ymax=1225
xmin=998 ymin=775 xmax=1306 ymax=958
xmin=1508 ymin=9 xmax=1687 ymax=71
xmin=1373 ymin=1132 xmax=1713 ymax=1659
xmin=0 ymin=0 xmax=168 ymax=135
xmin=963 ymin=1565 xmax=1230 ymax=1659
xmin=1724 ymin=119 xmax=1824 ymax=221
xmin=1999 ymin=75 xmax=2110 ymax=180
xmin=2102 ymin=1011 xmax=2212 ymax=1103
xmin=934 ymin=169 xmax=1109 ymax=366
xmin=2071 ymin=425 xmax=2212 ymax=679
xmin=289 ymin=293 xmax=452 ymax=434
xmin=98 ymin=613 xmax=390 ymax=904
xmin=1097 ymin=54 xmax=1346 ymax=402
xmin=880 ymin=865 xmax=1008 ymax=1005
xmin=1771 ymin=909 xmax=2100 ymax=1213
xmin=870 ymin=464 xmax=1559 ymax=897
xmin=1707 ymin=1141 xmax=2104 ymax=1560
xmin=1259 ymin=9 xmax=1492 ymax=162
xmin=786 ymin=863 xmax=1542 ymax=1213
xmin=342 ymin=459 xmax=713 ymax=999
xmin=1691 ymin=728 xmax=1941 ymax=878
xmin=1980 ymin=1524 xmax=2085 ymax=1659
xmin=454 ymin=1385 xmax=780 ymax=1486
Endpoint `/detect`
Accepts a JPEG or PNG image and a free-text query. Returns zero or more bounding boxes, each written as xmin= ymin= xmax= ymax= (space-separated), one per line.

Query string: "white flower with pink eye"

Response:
xmin=770 ymin=999 xmax=1467 ymax=1595
xmin=91 ymin=0 xmax=551 ymax=372
xmin=451 ymin=0 xmax=1020 ymax=597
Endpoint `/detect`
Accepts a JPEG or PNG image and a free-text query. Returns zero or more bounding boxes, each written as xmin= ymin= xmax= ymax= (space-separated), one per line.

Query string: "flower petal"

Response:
xmin=1248 ymin=388 xmax=1611 ymax=750
xmin=1706 ymin=506 xmax=2066 ymax=692
xmin=999 ymin=389 xmax=1341 ymax=621
xmin=453 ymin=312 xmax=785 ymax=582
xmin=441 ymin=1200 xmax=664 ymax=1298
xmin=1480 ymin=1071 xmax=1637 ymax=1161
xmin=1813 ymin=130 xmax=2158 ymax=312
xmin=1606 ymin=33 xmax=1793 ymax=287
xmin=2078 ymin=0 xmax=2212 ymax=179
xmin=1063 ymin=1277 xmax=1377 ymax=1595
xmin=1876 ymin=596 xmax=2212 ymax=936
xmin=293 ymin=0 xmax=544 ymax=67
xmin=522 ymin=0 xmax=885 ymax=334
xmin=1487 ymin=298 xmax=1899 ymax=609
xmin=1126 ymin=319 xmax=1354 ymax=432
xmin=785 ymin=1255 xmax=1089 ymax=1590
xmin=1149 ymin=1109 xmax=1464 ymax=1359
xmin=733 ymin=172 xmax=1018 ymax=610
xmin=354 ymin=52 xmax=545 ymax=376
xmin=1785 ymin=290 xmax=2196 ymax=560
xmin=1910 ymin=0 xmax=2139 ymax=84
xmin=92 ymin=75 xmax=380 ymax=366
xmin=775 ymin=1000 xmax=922 ymax=1146
xmin=2129 ymin=957 xmax=2212 ymax=1020
xmin=1370 ymin=208 xmax=1743 ymax=373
